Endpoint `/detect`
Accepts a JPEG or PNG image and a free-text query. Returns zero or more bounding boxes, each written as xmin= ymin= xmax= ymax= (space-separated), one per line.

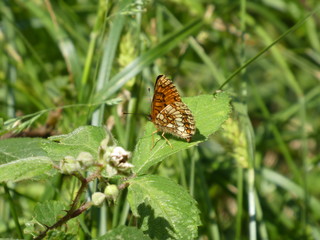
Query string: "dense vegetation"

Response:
xmin=1 ymin=0 xmax=320 ymax=239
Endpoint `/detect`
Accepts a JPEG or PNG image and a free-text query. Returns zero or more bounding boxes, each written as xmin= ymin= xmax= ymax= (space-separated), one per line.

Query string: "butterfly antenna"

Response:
xmin=122 ymin=112 xmax=149 ymax=119
xmin=123 ymin=112 xmax=145 ymax=116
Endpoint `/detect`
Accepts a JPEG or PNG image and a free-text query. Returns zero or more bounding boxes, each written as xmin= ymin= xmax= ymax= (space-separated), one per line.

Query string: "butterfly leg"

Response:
xmin=161 ymin=132 xmax=173 ymax=149
xmin=150 ymin=130 xmax=159 ymax=150
xmin=150 ymin=130 xmax=173 ymax=149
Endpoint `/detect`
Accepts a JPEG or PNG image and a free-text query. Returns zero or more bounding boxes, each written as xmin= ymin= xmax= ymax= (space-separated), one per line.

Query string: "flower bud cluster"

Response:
xmin=98 ymin=138 xmax=133 ymax=178
xmin=92 ymin=184 xmax=119 ymax=206
xmin=59 ymin=152 xmax=94 ymax=174
xmin=58 ymin=137 xmax=132 ymax=207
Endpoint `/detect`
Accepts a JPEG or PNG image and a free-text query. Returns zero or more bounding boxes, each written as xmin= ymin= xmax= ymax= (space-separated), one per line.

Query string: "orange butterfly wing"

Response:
xmin=150 ymin=75 xmax=181 ymax=120
xmin=150 ymin=75 xmax=196 ymax=142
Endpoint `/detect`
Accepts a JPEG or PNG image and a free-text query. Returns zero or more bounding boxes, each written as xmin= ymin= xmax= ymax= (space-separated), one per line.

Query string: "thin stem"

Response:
xmin=35 ymin=202 xmax=93 ymax=240
xmin=219 ymin=6 xmax=320 ymax=90
xmin=35 ymin=170 xmax=101 ymax=240
xmin=4 ymin=185 xmax=23 ymax=239
xmin=235 ymin=167 xmax=244 ymax=240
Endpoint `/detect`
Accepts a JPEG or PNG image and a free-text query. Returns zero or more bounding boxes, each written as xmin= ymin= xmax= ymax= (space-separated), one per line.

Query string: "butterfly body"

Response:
xmin=150 ymin=75 xmax=196 ymax=143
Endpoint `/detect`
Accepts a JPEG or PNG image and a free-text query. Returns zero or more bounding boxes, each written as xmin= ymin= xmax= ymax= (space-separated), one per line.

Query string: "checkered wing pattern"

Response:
xmin=150 ymin=75 xmax=196 ymax=142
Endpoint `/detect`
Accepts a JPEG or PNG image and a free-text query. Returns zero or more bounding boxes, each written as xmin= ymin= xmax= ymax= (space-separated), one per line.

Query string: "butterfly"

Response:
xmin=149 ymin=75 xmax=196 ymax=148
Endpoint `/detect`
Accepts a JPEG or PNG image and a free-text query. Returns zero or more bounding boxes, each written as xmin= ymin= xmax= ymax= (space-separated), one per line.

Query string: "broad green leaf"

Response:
xmin=127 ymin=175 xmax=201 ymax=240
xmin=132 ymin=91 xmax=230 ymax=175
xmin=96 ymin=226 xmax=151 ymax=240
xmin=34 ymin=200 xmax=65 ymax=226
xmin=0 ymin=138 xmax=49 ymax=163
xmin=0 ymin=138 xmax=54 ymax=182
xmin=0 ymin=156 xmax=53 ymax=182
xmin=42 ymin=126 xmax=107 ymax=162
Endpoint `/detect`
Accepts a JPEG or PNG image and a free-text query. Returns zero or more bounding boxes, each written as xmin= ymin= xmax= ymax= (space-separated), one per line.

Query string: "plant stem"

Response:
xmin=34 ymin=171 xmax=101 ymax=240
xmin=34 ymin=202 xmax=93 ymax=240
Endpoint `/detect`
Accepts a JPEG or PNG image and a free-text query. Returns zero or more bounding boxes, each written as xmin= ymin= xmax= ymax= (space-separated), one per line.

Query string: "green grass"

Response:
xmin=1 ymin=0 xmax=320 ymax=239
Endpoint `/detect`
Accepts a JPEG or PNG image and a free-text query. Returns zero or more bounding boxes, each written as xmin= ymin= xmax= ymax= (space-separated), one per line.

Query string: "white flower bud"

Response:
xmin=104 ymin=185 xmax=119 ymax=201
xmin=64 ymin=156 xmax=76 ymax=163
xmin=77 ymin=152 xmax=94 ymax=168
xmin=103 ymin=164 xmax=118 ymax=178
xmin=110 ymin=147 xmax=131 ymax=165
xmin=117 ymin=162 xmax=134 ymax=171
xmin=92 ymin=192 xmax=106 ymax=207
xmin=60 ymin=156 xmax=81 ymax=174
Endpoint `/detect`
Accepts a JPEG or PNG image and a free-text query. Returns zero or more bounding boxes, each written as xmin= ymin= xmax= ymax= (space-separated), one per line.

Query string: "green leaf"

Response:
xmin=42 ymin=126 xmax=107 ymax=162
xmin=46 ymin=230 xmax=76 ymax=240
xmin=0 ymin=138 xmax=53 ymax=182
xmin=0 ymin=138 xmax=49 ymax=162
xmin=132 ymin=91 xmax=231 ymax=175
xmin=127 ymin=175 xmax=201 ymax=240
xmin=0 ymin=156 xmax=53 ymax=183
xmin=34 ymin=200 xmax=65 ymax=226
xmin=96 ymin=226 xmax=151 ymax=240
